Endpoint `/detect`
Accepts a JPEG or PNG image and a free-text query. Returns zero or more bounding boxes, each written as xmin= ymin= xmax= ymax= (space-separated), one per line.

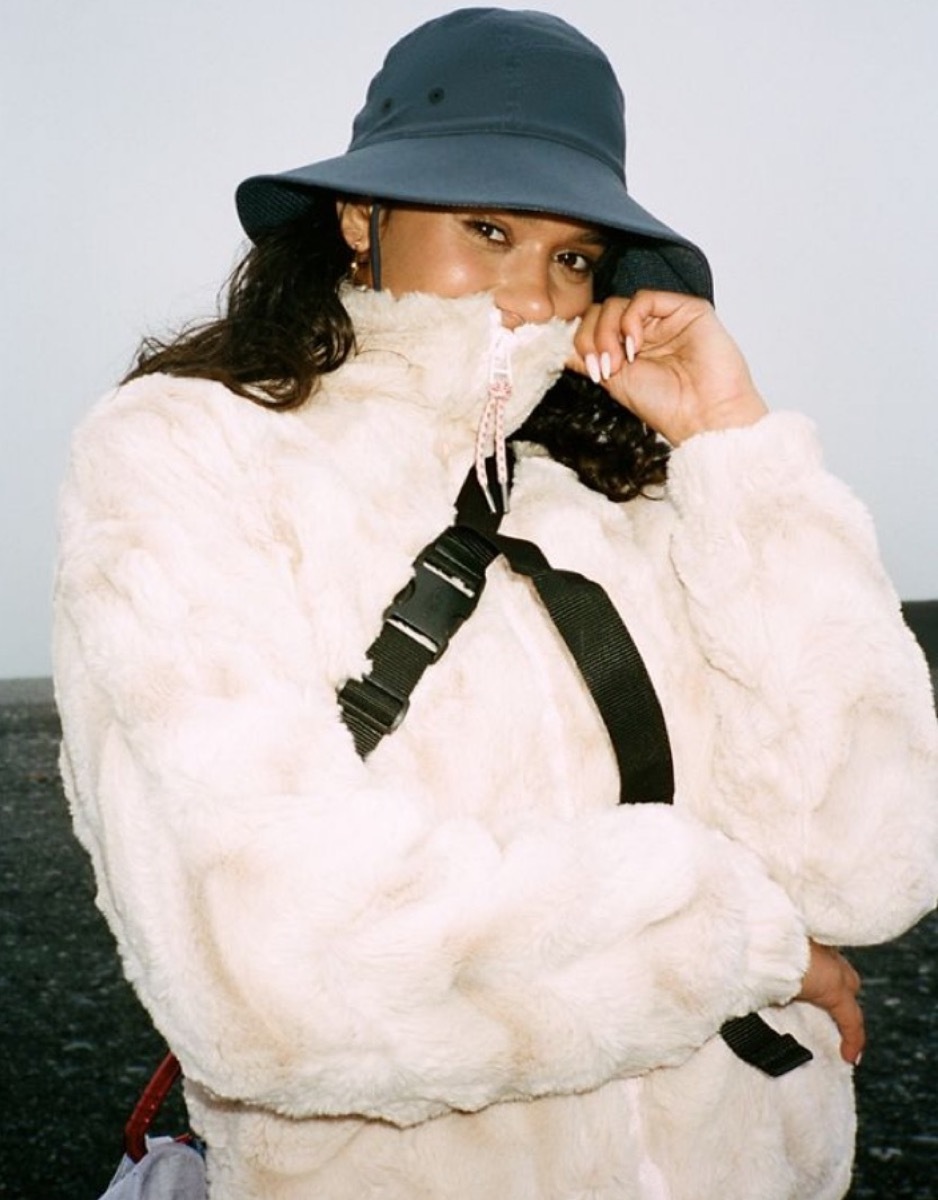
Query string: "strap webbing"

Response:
xmin=337 ymin=458 xmax=811 ymax=1077
xmin=488 ymin=530 xmax=673 ymax=804
xmin=720 ymin=1013 xmax=814 ymax=1077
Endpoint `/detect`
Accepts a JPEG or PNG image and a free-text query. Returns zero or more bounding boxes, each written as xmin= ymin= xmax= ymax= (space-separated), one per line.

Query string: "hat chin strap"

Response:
xmin=369 ymin=203 xmax=383 ymax=291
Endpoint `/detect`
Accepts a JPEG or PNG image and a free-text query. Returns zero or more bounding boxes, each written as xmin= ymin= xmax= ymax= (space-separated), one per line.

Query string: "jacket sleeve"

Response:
xmin=53 ymin=381 xmax=808 ymax=1126
xmin=665 ymin=411 xmax=938 ymax=946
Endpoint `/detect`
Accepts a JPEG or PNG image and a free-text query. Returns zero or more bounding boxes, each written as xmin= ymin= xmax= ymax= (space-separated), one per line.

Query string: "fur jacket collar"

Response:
xmin=339 ymin=285 xmax=573 ymax=432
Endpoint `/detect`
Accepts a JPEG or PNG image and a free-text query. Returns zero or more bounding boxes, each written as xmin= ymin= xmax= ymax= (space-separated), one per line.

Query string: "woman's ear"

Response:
xmin=337 ymin=200 xmax=373 ymax=252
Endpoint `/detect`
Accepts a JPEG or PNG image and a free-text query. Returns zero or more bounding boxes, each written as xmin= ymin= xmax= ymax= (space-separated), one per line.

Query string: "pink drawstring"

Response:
xmin=475 ymin=322 xmax=514 ymax=512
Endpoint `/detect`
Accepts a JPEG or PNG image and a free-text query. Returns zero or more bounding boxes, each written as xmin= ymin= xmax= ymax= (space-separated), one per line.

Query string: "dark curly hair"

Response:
xmin=125 ymin=196 xmax=668 ymax=500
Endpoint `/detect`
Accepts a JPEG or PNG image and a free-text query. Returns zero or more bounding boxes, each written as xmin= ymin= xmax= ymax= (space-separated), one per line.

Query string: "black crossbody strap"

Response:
xmin=720 ymin=1011 xmax=813 ymax=1076
xmin=483 ymin=529 xmax=673 ymax=804
xmin=337 ymin=458 xmax=811 ymax=1077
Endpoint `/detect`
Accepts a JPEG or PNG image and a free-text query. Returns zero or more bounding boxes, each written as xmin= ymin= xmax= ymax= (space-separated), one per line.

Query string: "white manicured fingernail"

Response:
xmin=600 ymin=351 xmax=612 ymax=380
xmin=625 ymin=335 xmax=636 ymax=364
xmin=854 ymin=1052 xmax=863 ymax=1068
xmin=585 ymin=353 xmax=601 ymax=384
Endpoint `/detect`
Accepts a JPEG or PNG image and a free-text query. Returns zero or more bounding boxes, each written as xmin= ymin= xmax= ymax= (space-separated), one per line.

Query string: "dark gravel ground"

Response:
xmin=2 ymin=603 xmax=936 ymax=1199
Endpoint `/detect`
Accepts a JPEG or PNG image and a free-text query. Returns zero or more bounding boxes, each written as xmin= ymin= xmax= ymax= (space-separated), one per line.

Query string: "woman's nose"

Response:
xmin=495 ymin=260 xmax=555 ymax=327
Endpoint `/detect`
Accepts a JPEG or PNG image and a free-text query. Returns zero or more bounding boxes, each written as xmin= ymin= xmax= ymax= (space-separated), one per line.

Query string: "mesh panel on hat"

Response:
xmin=613 ymin=242 xmax=712 ymax=302
xmin=236 ymin=180 xmax=315 ymax=236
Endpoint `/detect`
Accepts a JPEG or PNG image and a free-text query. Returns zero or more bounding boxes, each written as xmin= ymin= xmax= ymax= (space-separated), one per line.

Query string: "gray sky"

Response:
xmin=3 ymin=0 xmax=937 ymax=680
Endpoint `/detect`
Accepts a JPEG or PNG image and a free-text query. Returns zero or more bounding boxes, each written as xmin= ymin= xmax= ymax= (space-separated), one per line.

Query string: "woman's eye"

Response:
xmin=557 ymin=251 xmax=596 ymax=275
xmin=469 ymin=220 xmax=508 ymax=244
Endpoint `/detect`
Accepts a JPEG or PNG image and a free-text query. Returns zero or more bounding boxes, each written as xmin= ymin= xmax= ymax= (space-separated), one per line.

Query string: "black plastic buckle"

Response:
xmin=384 ymin=545 xmax=481 ymax=660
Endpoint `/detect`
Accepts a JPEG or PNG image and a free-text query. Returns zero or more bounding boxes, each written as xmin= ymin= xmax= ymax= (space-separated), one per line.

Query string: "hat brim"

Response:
xmin=236 ymin=133 xmax=713 ymax=302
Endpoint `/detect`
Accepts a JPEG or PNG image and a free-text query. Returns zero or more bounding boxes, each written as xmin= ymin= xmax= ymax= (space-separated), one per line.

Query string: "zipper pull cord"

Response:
xmin=474 ymin=321 xmax=514 ymax=513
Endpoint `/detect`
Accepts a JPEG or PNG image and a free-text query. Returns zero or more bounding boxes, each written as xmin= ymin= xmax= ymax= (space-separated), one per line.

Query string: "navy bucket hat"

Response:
xmin=235 ymin=7 xmax=713 ymax=302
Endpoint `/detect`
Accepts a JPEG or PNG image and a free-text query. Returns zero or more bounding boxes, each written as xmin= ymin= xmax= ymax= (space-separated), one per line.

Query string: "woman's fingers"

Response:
xmin=796 ymin=941 xmax=866 ymax=1065
xmin=831 ymin=983 xmax=867 ymax=1066
xmin=568 ymin=290 xmax=767 ymax=444
xmin=571 ymin=301 xmax=625 ymax=383
xmin=573 ymin=290 xmax=708 ymax=372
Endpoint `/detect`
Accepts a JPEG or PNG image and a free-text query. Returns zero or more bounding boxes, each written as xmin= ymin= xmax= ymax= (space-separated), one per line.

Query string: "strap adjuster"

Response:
xmin=384 ymin=543 xmax=481 ymax=661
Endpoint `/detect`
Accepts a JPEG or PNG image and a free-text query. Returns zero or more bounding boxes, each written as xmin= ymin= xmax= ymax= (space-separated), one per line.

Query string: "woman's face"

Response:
xmin=339 ymin=203 xmax=607 ymax=328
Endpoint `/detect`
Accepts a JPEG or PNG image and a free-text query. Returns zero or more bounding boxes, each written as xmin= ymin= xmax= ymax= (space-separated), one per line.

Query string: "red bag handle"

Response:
xmin=123 ymin=1051 xmax=183 ymax=1162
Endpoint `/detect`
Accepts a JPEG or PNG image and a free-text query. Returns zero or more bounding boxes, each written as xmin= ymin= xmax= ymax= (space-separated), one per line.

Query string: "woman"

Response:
xmin=54 ymin=9 xmax=938 ymax=1199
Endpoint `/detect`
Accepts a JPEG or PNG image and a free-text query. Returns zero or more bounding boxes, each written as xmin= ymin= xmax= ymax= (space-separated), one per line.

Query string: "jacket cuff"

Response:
xmin=725 ymin=841 xmax=810 ymax=1014
xmin=667 ymin=411 xmax=836 ymax=519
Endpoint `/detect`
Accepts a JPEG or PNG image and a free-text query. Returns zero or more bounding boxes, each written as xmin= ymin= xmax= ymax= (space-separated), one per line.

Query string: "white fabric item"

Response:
xmin=101 ymin=1140 xmax=206 ymax=1200
xmin=55 ymin=288 xmax=938 ymax=1199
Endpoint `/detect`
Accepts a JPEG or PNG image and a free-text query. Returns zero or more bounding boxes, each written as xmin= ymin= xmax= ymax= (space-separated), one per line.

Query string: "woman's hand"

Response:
xmin=568 ymin=290 xmax=768 ymax=445
xmin=795 ymin=940 xmax=865 ymax=1065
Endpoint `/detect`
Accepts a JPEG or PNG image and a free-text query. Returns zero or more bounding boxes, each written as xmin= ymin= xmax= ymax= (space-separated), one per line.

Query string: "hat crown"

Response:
xmin=350 ymin=9 xmax=625 ymax=178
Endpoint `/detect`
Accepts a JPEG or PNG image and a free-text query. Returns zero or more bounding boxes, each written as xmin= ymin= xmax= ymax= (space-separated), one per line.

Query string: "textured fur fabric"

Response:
xmin=54 ymin=290 xmax=938 ymax=1199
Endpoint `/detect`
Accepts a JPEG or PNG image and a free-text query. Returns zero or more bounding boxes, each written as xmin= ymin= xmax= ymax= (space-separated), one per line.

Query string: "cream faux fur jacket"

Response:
xmin=54 ymin=290 xmax=938 ymax=1200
